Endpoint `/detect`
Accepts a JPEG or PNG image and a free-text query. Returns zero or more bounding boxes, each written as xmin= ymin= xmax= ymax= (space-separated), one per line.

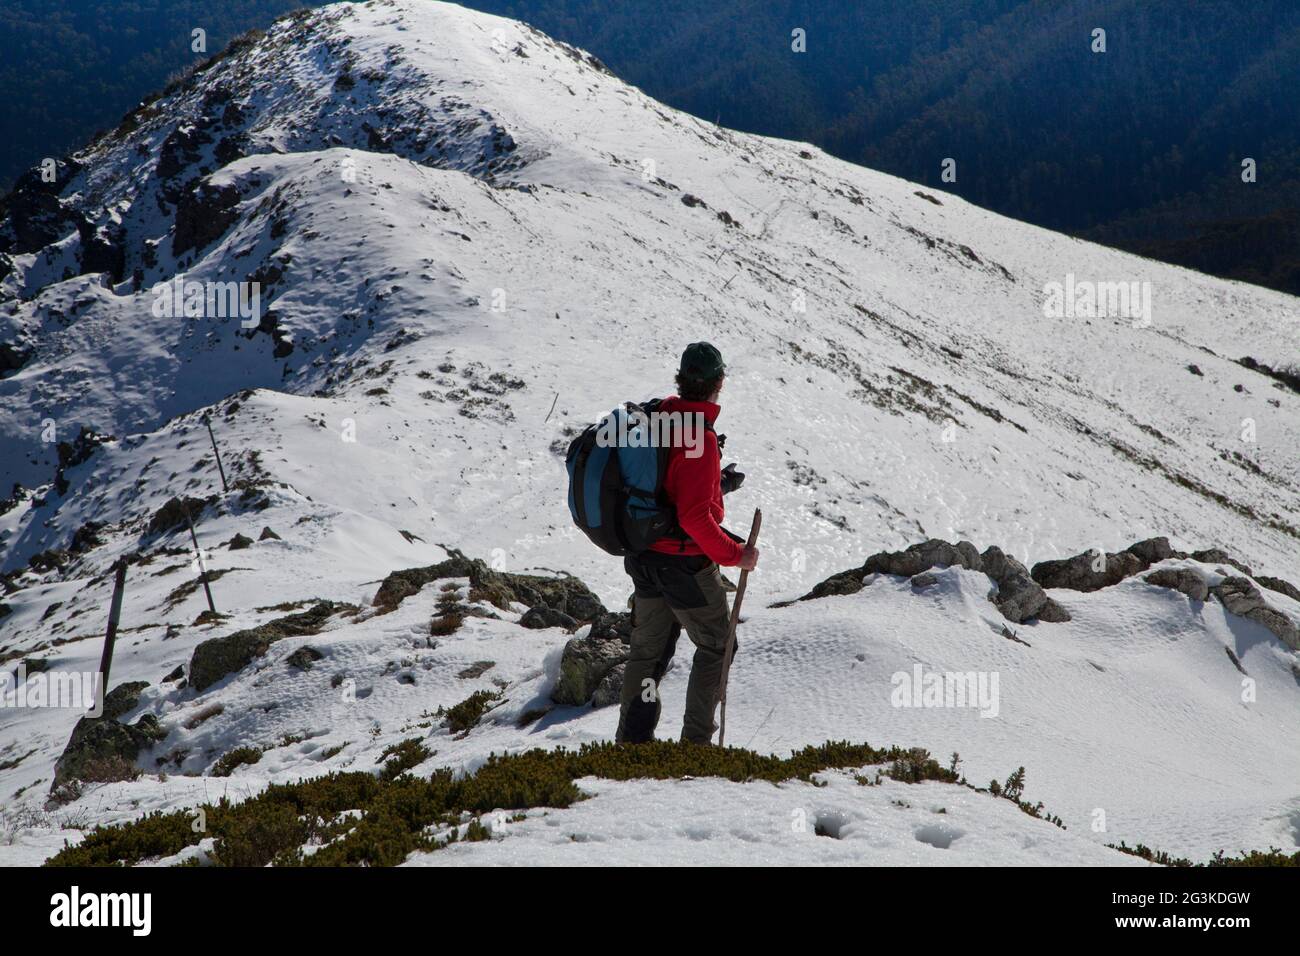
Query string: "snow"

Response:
xmin=1 ymin=0 xmax=1298 ymax=866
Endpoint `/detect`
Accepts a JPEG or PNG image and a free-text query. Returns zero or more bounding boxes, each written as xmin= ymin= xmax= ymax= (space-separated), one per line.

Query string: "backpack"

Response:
xmin=565 ymin=398 xmax=711 ymax=556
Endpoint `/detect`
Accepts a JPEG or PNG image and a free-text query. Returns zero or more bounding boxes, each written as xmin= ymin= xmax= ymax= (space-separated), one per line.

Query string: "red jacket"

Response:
xmin=648 ymin=396 xmax=745 ymax=567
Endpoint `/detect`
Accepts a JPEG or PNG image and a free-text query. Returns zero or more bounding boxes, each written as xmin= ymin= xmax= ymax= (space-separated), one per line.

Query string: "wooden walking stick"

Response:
xmin=716 ymin=508 xmax=761 ymax=747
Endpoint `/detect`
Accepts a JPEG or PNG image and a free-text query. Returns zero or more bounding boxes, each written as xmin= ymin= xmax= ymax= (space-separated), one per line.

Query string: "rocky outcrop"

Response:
xmin=519 ymin=605 xmax=577 ymax=630
xmin=145 ymin=494 xmax=219 ymax=536
xmin=980 ymin=546 xmax=1069 ymax=624
xmin=787 ymin=538 xmax=1068 ymax=624
xmin=1030 ymin=537 xmax=1174 ymax=592
xmin=1211 ymin=577 xmax=1300 ymax=652
xmin=227 ymin=533 xmax=254 ymax=550
xmin=51 ymin=681 xmax=164 ymax=793
xmin=372 ymin=549 xmax=605 ymax=621
xmin=1144 ymin=567 xmax=1210 ymax=602
xmin=189 ymin=601 xmax=352 ymax=691
xmin=1257 ymin=575 xmax=1300 ymax=604
xmin=1143 ymin=568 xmax=1300 ymax=651
xmin=553 ymin=630 xmax=629 ymax=706
xmin=172 ymin=180 xmax=241 ymax=257
xmin=591 ymin=663 xmax=626 ymax=708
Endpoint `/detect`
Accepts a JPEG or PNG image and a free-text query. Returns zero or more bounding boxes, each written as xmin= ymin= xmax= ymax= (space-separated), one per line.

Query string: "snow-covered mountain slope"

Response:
xmin=1 ymin=0 xmax=1298 ymax=865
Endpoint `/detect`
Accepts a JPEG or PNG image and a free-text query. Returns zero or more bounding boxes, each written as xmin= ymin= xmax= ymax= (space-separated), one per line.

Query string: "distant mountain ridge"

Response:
xmin=463 ymin=0 xmax=1300 ymax=294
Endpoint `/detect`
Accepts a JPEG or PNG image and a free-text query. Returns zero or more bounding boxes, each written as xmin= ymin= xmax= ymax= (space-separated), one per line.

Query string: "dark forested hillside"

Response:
xmin=0 ymin=0 xmax=331 ymax=190
xmin=464 ymin=0 xmax=1300 ymax=295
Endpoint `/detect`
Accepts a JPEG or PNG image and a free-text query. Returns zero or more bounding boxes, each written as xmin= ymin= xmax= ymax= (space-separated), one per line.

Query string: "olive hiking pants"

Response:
xmin=616 ymin=551 xmax=733 ymax=745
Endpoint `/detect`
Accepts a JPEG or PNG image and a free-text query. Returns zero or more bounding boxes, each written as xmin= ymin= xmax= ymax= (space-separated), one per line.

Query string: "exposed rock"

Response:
xmin=982 ymin=546 xmax=1058 ymax=624
xmin=519 ymin=605 xmax=578 ymax=630
xmin=189 ymin=601 xmax=352 ymax=691
xmin=1124 ymin=537 xmax=1175 ymax=566
xmin=1211 ymin=576 xmax=1268 ymax=617
xmin=1211 ymin=577 xmax=1300 ymax=652
xmin=226 ymin=532 xmax=254 ymax=550
xmin=1031 ymin=548 xmax=1144 ymax=592
xmin=910 ymin=572 xmax=939 ymax=589
xmin=372 ymin=549 xmax=605 ymax=621
xmin=591 ymin=663 xmax=626 ymax=708
xmin=145 ymin=495 xmax=218 ymax=536
xmin=173 ymin=180 xmax=241 ymax=257
xmin=69 ymin=520 xmax=105 ymax=555
xmin=552 ymin=632 xmax=629 ymax=706
xmin=1036 ymin=598 xmax=1072 ymax=623
xmin=789 ymin=538 xmax=1065 ymax=623
xmin=51 ymin=681 xmax=161 ymax=792
xmin=100 ymin=680 xmax=149 ymax=720
xmin=864 ymin=539 xmax=983 ymax=577
xmin=1190 ymin=549 xmax=1253 ymax=577
xmin=258 ymin=526 xmax=282 ymax=541
xmin=0 ymin=342 xmax=31 ymax=376
xmin=162 ymin=665 xmax=185 ymax=683
xmin=1257 ymin=575 xmax=1300 ymax=604
xmin=1145 ymin=567 xmax=1210 ymax=602
xmin=54 ymin=426 xmax=115 ymax=495
xmin=587 ymin=611 xmax=633 ymax=644
xmin=285 ymin=646 xmax=324 ymax=669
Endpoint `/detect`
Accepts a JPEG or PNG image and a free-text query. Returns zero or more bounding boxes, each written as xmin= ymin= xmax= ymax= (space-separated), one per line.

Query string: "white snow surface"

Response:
xmin=1 ymin=0 xmax=1298 ymax=866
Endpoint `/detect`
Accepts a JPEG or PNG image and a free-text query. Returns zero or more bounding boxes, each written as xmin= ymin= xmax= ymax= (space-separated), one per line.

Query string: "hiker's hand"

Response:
xmin=721 ymin=462 xmax=745 ymax=494
xmin=738 ymin=546 xmax=759 ymax=571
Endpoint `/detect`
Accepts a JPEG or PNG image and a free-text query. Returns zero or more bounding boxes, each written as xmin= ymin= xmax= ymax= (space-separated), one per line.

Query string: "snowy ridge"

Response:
xmin=1 ymin=0 xmax=1298 ymax=865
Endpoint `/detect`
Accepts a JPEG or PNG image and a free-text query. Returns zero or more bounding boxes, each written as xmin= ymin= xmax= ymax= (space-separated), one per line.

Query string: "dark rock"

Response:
xmin=591 ymin=663 xmax=626 ymax=708
xmin=1036 ymin=598 xmax=1072 ymax=623
xmin=162 ymin=665 xmax=185 ymax=683
xmin=1189 ymin=549 xmax=1252 ymax=577
xmin=864 ymin=538 xmax=983 ymax=577
xmin=145 ymin=495 xmax=217 ymax=536
xmin=982 ymin=546 xmax=1057 ymax=623
xmin=372 ymin=550 xmax=605 ymax=621
xmin=1031 ymin=549 xmax=1143 ymax=592
xmin=588 ymin=611 xmax=632 ymax=644
xmin=189 ymin=601 xmax=351 ymax=691
xmin=51 ymin=682 xmax=163 ymax=792
xmin=285 ymin=646 xmax=324 ymax=669
xmin=519 ymin=605 xmax=578 ymax=630
xmin=100 ymin=680 xmax=149 ymax=721
xmin=553 ymin=633 xmax=629 ymax=706
xmin=173 ymin=180 xmax=240 ymax=257
xmin=1257 ymin=575 xmax=1300 ymax=604
xmin=1211 ymin=577 xmax=1299 ymax=651
xmin=910 ymin=572 xmax=939 ymax=589
xmin=456 ymin=660 xmax=495 ymax=679
xmin=226 ymin=533 xmax=254 ymax=550
xmin=69 ymin=520 xmax=105 ymax=555
xmin=54 ymin=426 xmax=114 ymax=495
xmin=792 ymin=538 xmax=1066 ymax=623
xmin=1145 ymin=567 xmax=1210 ymax=602
xmin=0 ymin=342 xmax=31 ymax=376
xmin=1124 ymin=537 xmax=1175 ymax=567
xmin=258 ymin=526 xmax=281 ymax=541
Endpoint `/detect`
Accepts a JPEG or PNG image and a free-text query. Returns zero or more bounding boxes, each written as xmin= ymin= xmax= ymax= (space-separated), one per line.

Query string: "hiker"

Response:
xmin=615 ymin=342 xmax=759 ymax=745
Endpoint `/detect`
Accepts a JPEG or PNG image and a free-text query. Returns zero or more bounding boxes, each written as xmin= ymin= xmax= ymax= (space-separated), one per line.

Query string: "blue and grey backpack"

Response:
xmin=565 ymin=398 xmax=710 ymax=555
